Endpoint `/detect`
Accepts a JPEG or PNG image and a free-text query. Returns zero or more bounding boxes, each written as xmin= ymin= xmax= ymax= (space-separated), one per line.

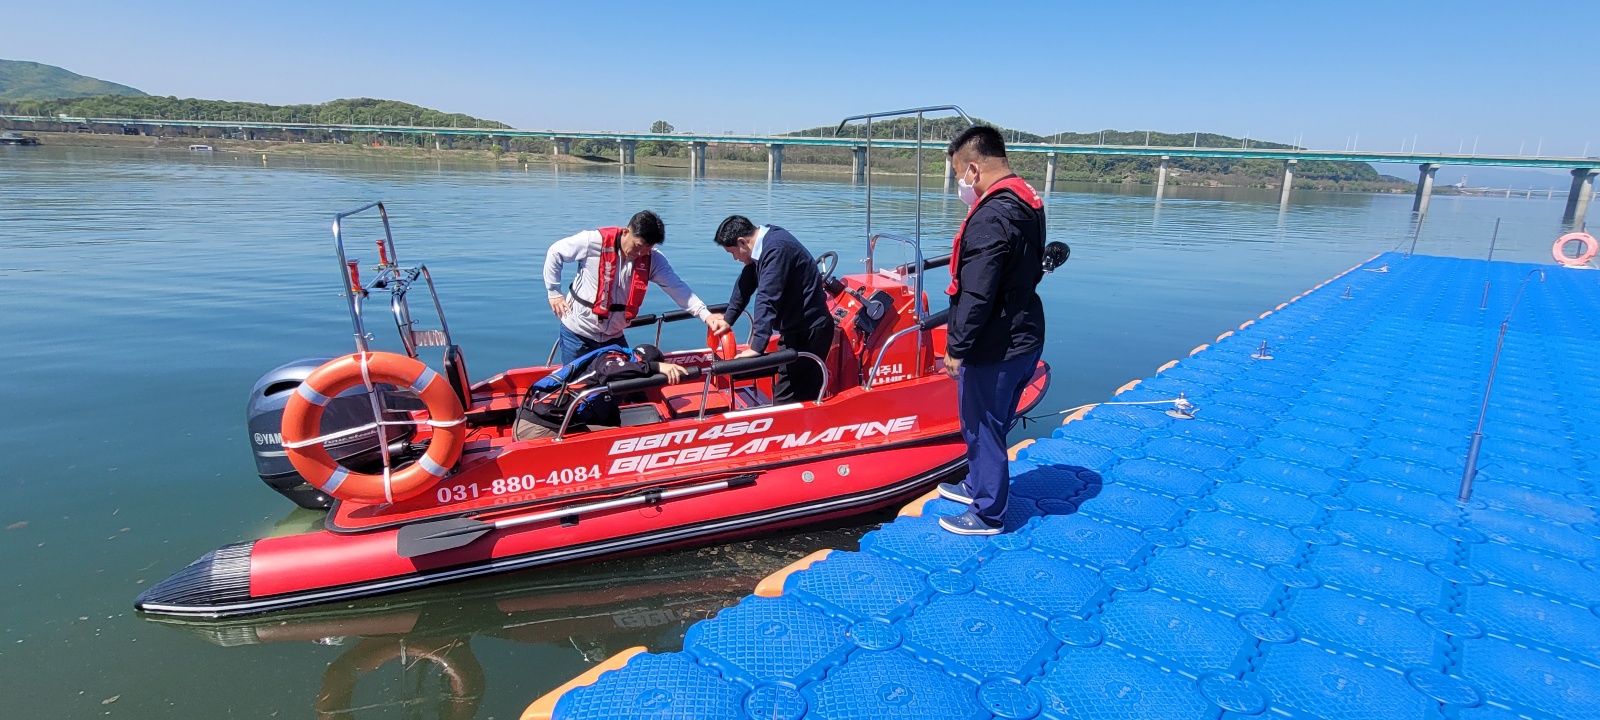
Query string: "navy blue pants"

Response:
xmin=959 ymin=349 xmax=1040 ymax=527
xmin=558 ymin=325 xmax=627 ymax=365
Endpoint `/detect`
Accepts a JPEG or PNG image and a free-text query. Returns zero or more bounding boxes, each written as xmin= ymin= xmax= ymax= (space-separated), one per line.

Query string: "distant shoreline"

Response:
xmin=12 ymin=130 xmax=859 ymax=176
xmin=16 ymin=130 xmax=1415 ymax=194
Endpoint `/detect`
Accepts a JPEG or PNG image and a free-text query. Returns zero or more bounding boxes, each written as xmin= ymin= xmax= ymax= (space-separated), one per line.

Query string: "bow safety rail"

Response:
xmin=318 ymin=202 xmax=464 ymax=502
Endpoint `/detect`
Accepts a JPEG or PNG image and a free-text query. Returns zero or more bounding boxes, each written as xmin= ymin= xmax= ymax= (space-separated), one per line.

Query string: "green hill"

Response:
xmin=0 ymin=60 xmax=146 ymax=101
xmin=0 ymin=94 xmax=508 ymax=129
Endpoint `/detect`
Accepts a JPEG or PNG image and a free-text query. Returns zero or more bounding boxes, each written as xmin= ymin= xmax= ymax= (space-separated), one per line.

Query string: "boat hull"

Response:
xmin=136 ymin=452 xmax=963 ymax=617
xmin=140 ymin=355 xmax=1049 ymax=617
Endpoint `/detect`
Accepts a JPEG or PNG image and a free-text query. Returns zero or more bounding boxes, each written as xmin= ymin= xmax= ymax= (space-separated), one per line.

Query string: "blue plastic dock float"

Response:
xmin=538 ymin=252 xmax=1600 ymax=720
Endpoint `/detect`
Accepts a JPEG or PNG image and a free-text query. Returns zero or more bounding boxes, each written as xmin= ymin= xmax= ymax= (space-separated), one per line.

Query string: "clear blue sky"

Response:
xmin=4 ymin=0 xmax=1595 ymax=158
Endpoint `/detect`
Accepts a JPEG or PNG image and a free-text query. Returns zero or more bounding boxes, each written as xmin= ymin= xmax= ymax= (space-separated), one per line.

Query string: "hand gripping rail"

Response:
xmin=551 ymin=349 xmax=829 ymax=439
xmin=867 ymin=308 xmax=949 ymax=389
xmin=544 ymin=303 xmax=731 ymax=366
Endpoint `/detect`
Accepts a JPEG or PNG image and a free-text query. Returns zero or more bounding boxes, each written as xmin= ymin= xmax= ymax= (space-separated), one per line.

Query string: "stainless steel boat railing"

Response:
xmin=328 ymin=201 xmax=458 ymax=491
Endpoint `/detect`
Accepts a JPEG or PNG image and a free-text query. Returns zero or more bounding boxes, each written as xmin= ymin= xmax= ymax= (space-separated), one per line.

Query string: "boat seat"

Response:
xmin=617 ymin=403 xmax=666 ymax=427
xmin=661 ymin=386 xmax=765 ymax=419
xmin=664 ymin=391 xmax=732 ymax=418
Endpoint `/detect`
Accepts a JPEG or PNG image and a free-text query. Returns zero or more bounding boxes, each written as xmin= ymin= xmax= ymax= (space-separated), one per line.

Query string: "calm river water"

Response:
xmin=0 ymin=144 xmax=1580 ymax=718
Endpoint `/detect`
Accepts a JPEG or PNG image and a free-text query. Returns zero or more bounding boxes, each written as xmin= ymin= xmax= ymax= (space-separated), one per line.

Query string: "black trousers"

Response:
xmin=774 ymin=323 xmax=833 ymax=403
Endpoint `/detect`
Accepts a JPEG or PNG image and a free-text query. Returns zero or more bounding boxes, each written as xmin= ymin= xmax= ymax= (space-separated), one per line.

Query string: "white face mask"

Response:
xmin=957 ymin=169 xmax=979 ymax=207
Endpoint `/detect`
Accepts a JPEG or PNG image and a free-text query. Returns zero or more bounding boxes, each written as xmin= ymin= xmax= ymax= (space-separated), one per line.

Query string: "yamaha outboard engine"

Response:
xmin=246 ymin=358 xmax=419 ymax=510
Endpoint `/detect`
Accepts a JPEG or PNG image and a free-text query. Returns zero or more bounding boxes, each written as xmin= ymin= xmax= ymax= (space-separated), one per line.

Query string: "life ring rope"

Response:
xmin=280 ymin=416 xmax=464 ymax=449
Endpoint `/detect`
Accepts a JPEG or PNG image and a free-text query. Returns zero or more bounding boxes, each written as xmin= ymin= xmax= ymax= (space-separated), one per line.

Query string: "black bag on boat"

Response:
xmin=515 ymin=345 xmax=664 ymax=433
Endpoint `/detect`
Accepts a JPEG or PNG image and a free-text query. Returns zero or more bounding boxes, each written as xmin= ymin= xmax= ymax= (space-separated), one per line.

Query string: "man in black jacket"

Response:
xmin=712 ymin=216 xmax=834 ymax=403
xmin=935 ymin=126 xmax=1047 ymax=535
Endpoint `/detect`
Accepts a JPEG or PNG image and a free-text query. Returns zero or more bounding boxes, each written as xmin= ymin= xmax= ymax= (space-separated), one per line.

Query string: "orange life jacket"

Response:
xmin=592 ymin=227 xmax=651 ymax=321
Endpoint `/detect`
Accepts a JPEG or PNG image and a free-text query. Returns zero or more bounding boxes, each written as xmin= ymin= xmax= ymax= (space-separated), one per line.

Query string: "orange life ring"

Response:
xmin=1552 ymin=232 xmax=1598 ymax=266
xmin=281 ymin=352 xmax=465 ymax=504
xmin=707 ymin=329 xmax=739 ymax=361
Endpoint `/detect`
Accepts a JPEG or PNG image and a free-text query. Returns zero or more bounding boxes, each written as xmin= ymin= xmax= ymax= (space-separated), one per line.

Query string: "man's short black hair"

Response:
xmin=713 ymin=215 xmax=757 ymax=248
xmin=629 ymin=210 xmax=665 ymax=245
xmin=947 ymin=125 xmax=1007 ymax=160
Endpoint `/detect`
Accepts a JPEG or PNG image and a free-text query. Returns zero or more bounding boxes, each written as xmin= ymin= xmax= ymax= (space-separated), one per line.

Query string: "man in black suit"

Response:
xmin=712 ymin=216 xmax=834 ymax=403
xmin=934 ymin=126 xmax=1047 ymax=536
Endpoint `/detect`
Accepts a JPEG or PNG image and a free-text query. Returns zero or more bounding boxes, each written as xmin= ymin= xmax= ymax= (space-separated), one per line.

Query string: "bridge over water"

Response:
xmin=5 ymin=114 xmax=1594 ymax=223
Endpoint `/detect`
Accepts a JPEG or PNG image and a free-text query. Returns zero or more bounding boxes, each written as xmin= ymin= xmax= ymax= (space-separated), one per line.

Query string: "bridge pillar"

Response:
xmin=434 ymin=135 xmax=441 ymax=151
xmin=690 ymin=142 xmax=707 ymax=177
xmin=1155 ymin=156 xmax=1170 ymax=200
xmin=1413 ymin=163 xmax=1441 ymax=214
xmin=551 ymin=137 xmax=570 ymax=156
xmin=1045 ymin=153 xmax=1058 ymax=193
xmin=1279 ymin=159 xmax=1297 ymax=207
xmin=1563 ymin=168 xmax=1597 ymax=224
xmin=767 ymin=144 xmax=783 ymax=181
xmin=944 ymin=157 xmax=955 ymax=191
xmin=619 ymin=140 xmax=636 ymax=165
xmin=851 ymin=146 xmax=867 ymax=182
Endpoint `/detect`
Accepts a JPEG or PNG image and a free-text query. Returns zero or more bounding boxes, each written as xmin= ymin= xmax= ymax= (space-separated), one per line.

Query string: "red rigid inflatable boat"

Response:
xmin=138 ymin=112 xmax=1063 ymax=617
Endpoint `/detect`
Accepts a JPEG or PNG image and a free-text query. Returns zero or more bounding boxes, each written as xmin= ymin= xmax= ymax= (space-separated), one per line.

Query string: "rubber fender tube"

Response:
xmin=710 ymin=348 xmax=800 ymax=377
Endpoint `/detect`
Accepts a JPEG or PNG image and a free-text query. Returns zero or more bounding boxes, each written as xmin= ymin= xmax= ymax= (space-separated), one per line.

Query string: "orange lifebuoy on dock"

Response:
xmin=281 ymin=352 xmax=465 ymax=504
xmin=1552 ymin=232 xmax=1598 ymax=267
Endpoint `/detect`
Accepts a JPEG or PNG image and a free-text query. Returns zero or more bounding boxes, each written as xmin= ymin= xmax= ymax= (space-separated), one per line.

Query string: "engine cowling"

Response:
xmin=246 ymin=358 xmax=417 ymax=509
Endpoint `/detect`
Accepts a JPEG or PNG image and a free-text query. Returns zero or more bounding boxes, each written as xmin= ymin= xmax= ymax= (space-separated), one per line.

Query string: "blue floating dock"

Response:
xmin=545 ymin=253 xmax=1600 ymax=720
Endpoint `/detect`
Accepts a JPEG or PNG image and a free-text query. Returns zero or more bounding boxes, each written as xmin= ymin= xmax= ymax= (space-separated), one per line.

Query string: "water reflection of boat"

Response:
xmin=143 ymin=523 xmax=862 ymax=719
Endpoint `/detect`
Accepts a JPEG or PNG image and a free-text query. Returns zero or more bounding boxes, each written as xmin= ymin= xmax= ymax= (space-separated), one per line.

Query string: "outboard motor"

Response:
xmin=246 ymin=358 xmax=419 ymax=510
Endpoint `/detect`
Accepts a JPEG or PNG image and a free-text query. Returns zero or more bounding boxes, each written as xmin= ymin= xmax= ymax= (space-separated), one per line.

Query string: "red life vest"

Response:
xmin=592 ymin=227 xmax=652 ymax=321
xmin=946 ymin=175 xmax=1043 ymax=295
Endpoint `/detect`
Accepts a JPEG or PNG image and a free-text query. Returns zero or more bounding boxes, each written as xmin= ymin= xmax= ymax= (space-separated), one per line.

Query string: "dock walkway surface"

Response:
xmin=535 ymin=252 xmax=1600 ymax=720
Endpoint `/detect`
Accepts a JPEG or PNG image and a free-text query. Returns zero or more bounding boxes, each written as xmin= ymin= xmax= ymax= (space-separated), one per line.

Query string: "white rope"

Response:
xmin=281 ymin=417 xmax=463 ymax=449
xmin=361 ymin=350 xmax=396 ymax=504
xmin=282 ymin=422 xmax=379 ymax=449
xmin=1051 ymin=398 xmax=1189 ymax=415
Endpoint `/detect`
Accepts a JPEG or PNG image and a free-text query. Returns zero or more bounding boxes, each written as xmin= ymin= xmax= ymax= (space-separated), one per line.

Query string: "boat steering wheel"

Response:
xmin=815 ymin=251 xmax=838 ymax=281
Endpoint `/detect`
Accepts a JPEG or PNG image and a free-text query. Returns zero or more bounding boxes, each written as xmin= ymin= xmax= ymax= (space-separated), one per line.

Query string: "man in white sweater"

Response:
xmin=544 ymin=210 xmax=729 ymax=363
